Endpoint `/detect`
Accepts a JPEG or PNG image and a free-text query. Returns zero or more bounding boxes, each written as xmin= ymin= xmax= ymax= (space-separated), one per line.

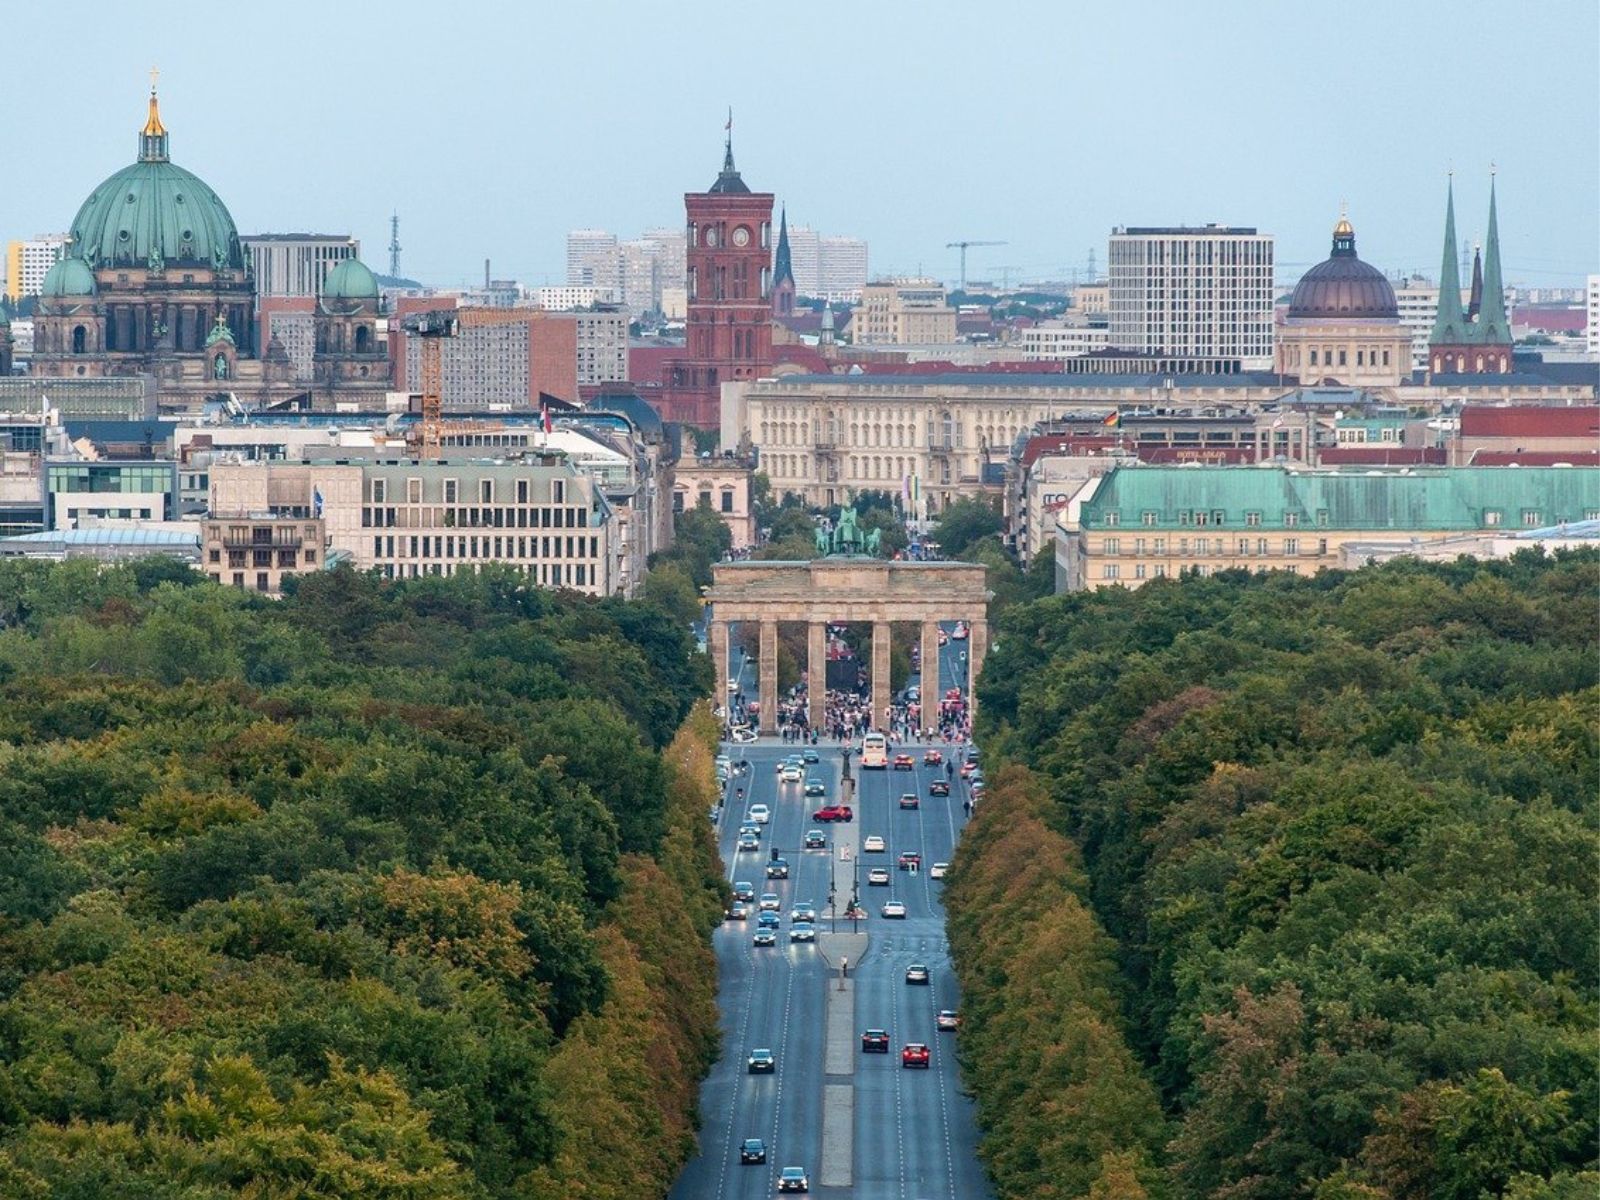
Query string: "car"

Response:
xmin=804 ymin=777 xmax=826 ymax=797
xmin=727 ymin=900 xmax=749 ymax=921
xmin=757 ymin=911 xmax=780 ymax=930
xmin=966 ymin=746 xmax=980 ymax=763
xmin=802 ymin=748 xmax=819 ymax=763
xmin=753 ymin=928 xmax=777 ymax=947
xmin=776 ymin=754 xmax=801 ymax=773
xmin=898 ymin=792 xmax=919 ymax=809
xmin=737 ymin=833 xmax=760 ymax=852
xmin=902 ymin=1042 xmax=931 ymax=1068
xmin=930 ymin=862 xmax=949 ymax=879
xmin=732 ymin=881 xmax=756 ymax=902
xmin=789 ymin=901 xmax=816 ymax=921
xmin=780 ymin=764 xmax=803 ymax=783
xmin=863 ymin=835 xmax=886 ymax=852
xmin=929 ymin=780 xmax=950 ymax=797
xmin=747 ymin=1048 xmax=775 ymax=1074
xmin=937 ymin=1009 xmax=960 ymax=1031
xmin=952 ymin=622 xmax=969 ymax=641
xmin=748 ymin=803 xmax=772 ymax=823
xmin=906 ymin=963 xmax=930 ymax=985
xmin=731 ymin=726 xmax=757 ymax=744
xmin=923 ymin=748 xmax=943 ymax=765
xmin=803 ymin=829 xmax=827 ymax=849
xmin=777 ymin=1166 xmax=809 ymax=1193
xmin=893 ymin=754 xmax=915 ymax=770
xmin=716 ymin=755 xmax=733 ymax=773
xmin=758 ymin=892 xmax=781 ymax=911
xmin=766 ymin=858 xmax=790 ymax=879
xmin=812 ymin=804 xmax=853 ymax=822
xmin=861 ymin=1028 xmax=890 ymax=1053
xmin=959 ymin=762 xmax=977 ymax=779
xmin=881 ymin=899 xmax=907 ymax=919
xmin=897 ymin=851 xmax=922 ymax=871
xmin=739 ymin=822 xmax=762 ymax=839
xmin=867 ymin=866 xmax=891 ymax=886
xmin=789 ymin=924 xmax=816 ymax=943
xmin=741 ymin=1137 xmax=767 ymax=1164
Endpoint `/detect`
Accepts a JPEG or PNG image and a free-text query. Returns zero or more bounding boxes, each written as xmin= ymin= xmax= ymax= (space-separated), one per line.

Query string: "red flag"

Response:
xmin=542 ymin=405 xmax=552 ymax=434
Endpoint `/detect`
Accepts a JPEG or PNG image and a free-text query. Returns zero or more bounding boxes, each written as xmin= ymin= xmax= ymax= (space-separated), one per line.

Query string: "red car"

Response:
xmin=892 ymin=754 xmax=915 ymax=770
xmin=959 ymin=762 xmax=978 ymax=779
xmin=922 ymin=749 xmax=943 ymax=765
xmin=901 ymin=1043 xmax=931 ymax=1068
xmin=897 ymin=851 xmax=921 ymax=871
xmin=812 ymin=804 xmax=854 ymax=823
xmin=898 ymin=793 xmax=919 ymax=810
xmin=861 ymin=1029 xmax=890 ymax=1053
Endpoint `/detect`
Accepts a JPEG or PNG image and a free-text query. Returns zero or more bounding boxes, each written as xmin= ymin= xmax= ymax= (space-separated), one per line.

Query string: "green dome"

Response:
xmin=66 ymin=95 xmax=245 ymax=273
xmin=322 ymin=257 xmax=379 ymax=300
xmin=41 ymin=256 xmax=98 ymax=297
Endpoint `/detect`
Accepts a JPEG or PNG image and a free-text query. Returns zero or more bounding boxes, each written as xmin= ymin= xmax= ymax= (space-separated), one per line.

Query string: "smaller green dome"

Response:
xmin=41 ymin=257 xmax=98 ymax=297
xmin=322 ymin=258 xmax=379 ymax=301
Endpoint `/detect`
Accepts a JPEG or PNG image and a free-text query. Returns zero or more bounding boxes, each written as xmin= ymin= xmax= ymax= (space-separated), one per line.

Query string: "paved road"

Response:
xmin=672 ymin=621 xmax=990 ymax=1199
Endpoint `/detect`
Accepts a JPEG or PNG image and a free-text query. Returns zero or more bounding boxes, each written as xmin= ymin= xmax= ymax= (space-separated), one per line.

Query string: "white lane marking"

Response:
xmin=769 ymin=939 xmax=798 ymax=1194
xmin=712 ymin=915 xmax=763 ymax=1200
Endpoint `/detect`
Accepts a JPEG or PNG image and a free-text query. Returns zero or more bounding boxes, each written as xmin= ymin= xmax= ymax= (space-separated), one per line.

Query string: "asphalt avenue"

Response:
xmin=671 ymin=631 xmax=992 ymax=1199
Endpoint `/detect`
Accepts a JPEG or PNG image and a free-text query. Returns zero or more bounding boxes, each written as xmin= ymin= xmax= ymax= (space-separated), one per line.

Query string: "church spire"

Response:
xmin=774 ymin=207 xmax=794 ymax=287
xmin=1430 ymin=176 xmax=1465 ymax=342
xmin=1477 ymin=171 xmax=1508 ymax=340
xmin=707 ymin=107 xmax=751 ymax=194
xmin=139 ymin=69 xmax=169 ymax=162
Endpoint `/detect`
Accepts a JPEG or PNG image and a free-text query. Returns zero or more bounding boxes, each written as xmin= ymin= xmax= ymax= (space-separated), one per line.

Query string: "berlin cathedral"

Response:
xmin=31 ymin=82 xmax=392 ymax=411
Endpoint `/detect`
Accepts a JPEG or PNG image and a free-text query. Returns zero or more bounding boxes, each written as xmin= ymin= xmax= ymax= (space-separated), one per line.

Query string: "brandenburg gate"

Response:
xmin=705 ymin=559 xmax=992 ymax=735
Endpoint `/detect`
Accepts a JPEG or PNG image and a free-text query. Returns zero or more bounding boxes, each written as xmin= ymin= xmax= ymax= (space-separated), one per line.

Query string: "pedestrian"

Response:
xmin=963 ymin=798 xmax=971 ymax=817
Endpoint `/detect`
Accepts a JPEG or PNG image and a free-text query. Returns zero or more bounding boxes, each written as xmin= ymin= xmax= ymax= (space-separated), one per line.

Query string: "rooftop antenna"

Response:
xmin=388 ymin=212 xmax=401 ymax=278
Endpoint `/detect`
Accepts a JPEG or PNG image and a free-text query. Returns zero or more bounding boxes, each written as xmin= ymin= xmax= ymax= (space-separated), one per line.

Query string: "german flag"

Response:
xmin=1102 ymin=411 xmax=1121 ymax=428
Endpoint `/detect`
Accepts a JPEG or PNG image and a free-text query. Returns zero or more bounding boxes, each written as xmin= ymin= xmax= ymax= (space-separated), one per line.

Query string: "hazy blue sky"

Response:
xmin=9 ymin=0 xmax=1597 ymax=289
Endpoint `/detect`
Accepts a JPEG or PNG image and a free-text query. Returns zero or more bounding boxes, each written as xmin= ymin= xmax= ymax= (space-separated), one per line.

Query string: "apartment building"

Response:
xmin=211 ymin=456 xmax=619 ymax=594
xmin=1020 ymin=320 xmax=1111 ymax=362
xmin=851 ymin=279 xmax=957 ymax=345
xmin=242 ymin=234 xmax=359 ymax=298
xmin=1056 ymin=464 xmax=1600 ymax=591
xmin=1108 ymin=226 xmax=1275 ymax=369
xmin=4 ymin=235 xmax=69 ymax=302
xmin=201 ymin=514 xmax=326 ymax=594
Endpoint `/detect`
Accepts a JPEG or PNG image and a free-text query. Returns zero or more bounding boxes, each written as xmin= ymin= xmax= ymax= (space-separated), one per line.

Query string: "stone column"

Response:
xmin=808 ymin=620 xmax=827 ymax=732
xmin=759 ymin=619 xmax=779 ymax=735
xmin=871 ymin=621 xmax=892 ymax=734
xmin=711 ymin=620 xmax=731 ymax=716
xmin=920 ymin=619 xmax=941 ymax=737
xmin=968 ymin=617 xmax=989 ymax=722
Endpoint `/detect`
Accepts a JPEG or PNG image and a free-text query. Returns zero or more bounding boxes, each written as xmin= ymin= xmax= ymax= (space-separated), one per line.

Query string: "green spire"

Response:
xmin=773 ymin=207 xmax=794 ymax=287
xmin=1431 ymin=177 xmax=1466 ymax=343
xmin=1477 ymin=173 xmax=1508 ymax=341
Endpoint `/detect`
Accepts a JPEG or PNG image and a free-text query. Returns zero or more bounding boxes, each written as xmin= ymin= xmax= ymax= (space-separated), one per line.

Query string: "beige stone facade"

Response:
xmin=201 ymin=514 xmax=325 ymax=595
xmin=850 ymin=279 xmax=956 ymax=346
xmin=706 ymin=560 xmax=990 ymax=734
xmin=1275 ymin=318 xmax=1411 ymax=387
xmin=673 ymin=460 xmax=756 ymax=549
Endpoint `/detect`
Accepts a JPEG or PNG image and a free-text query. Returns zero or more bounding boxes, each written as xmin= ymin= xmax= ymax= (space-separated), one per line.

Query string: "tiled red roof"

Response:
xmin=1469 ymin=449 xmax=1600 ymax=466
xmin=1460 ymin=406 xmax=1600 ymax=438
xmin=1318 ymin=447 xmax=1447 ymax=465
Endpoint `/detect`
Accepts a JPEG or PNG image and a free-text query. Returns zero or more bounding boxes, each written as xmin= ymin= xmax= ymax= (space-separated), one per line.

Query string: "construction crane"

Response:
xmin=945 ymin=240 xmax=1006 ymax=291
xmin=402 ymin=306 xmax=542 ymax=459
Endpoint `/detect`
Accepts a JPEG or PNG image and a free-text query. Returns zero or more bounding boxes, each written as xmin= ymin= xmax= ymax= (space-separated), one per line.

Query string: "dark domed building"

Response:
xmin=1276 ymin=212 xmax=1410 ymax=387
xmin=32 ymin=83 xmax=391 ymax=411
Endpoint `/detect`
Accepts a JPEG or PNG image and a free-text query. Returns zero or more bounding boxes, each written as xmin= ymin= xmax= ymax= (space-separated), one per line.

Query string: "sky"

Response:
xmin=7 ymin=0 xmax=1597 ymax=291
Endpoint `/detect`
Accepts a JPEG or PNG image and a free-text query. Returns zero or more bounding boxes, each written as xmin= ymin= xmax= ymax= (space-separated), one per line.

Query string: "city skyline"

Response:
xmin=6 ymin=0 xmax=1596 ymax=292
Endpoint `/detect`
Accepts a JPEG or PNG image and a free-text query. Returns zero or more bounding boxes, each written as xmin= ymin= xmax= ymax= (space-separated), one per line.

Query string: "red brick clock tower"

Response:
xmin=659 ymin=130 xmax=774 ymax=427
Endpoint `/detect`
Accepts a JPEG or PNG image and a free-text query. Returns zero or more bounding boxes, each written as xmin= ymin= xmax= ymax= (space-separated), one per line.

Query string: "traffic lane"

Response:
xmin=851 ymin=945 xmax=908 ymax=1198
xmin=893 ymin=932 xmax=959 ymax=1199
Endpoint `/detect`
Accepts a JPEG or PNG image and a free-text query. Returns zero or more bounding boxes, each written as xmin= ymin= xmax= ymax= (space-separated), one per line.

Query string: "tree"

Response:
xmin=933 ymin=496 xmax=1003 ymax=557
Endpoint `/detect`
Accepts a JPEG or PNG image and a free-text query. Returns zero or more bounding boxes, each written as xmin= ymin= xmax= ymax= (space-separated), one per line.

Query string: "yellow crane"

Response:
xmin=402 ymin=306 xmax=540 ymax=459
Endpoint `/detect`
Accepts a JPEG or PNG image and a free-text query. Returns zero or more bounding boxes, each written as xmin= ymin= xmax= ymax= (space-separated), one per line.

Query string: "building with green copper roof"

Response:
xmin=1057 ymin=464 xmax=1600 ymax=590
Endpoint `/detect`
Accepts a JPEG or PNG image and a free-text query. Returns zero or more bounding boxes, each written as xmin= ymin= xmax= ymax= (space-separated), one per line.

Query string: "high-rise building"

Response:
xmin=1108 ymin=225 xmax=1275 ymax=369
xmin=4 ymin=235 xmax=69 ymax=302
xmin=574 ymin=306 xmax=629 ymax=386
xmin=850 ymin=279 xmax=956 ymax=345
xmin=538 ymin=285 xmax=617 ymax=311
xmin=394 ymin=300 xmax=578 ymax=408
xmin=1587 ymin=275 xmax=1599 ymax=358
xmin=242 ymin=234 xmax=359 ymax=298
xmin=783 ymin=225 xmax=868 ymax=301
xmin=1428 ymin=178 xmax=1513 ymax=377
xmin=566 ymin=229 xmax=621 ymax=294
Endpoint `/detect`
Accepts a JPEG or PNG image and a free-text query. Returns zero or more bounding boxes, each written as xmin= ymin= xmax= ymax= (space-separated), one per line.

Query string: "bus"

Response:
xmin=861 ymin=732 xmax=888 ymax=769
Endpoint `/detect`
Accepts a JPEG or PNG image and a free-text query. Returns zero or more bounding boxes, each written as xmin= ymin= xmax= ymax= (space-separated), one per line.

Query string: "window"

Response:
xmin=480 ymin=479 xmax=494 ymax=503
xmin=1316 ymin=509 xmax=1329 ymax=527
xmin=1284 ymin=512 xmax=1299 ymax=527
xmin=721 ymin=491 xmax=734 ymax=513
xmin=208 ymin=548 xmax=220 ymax=563
xmin=1104 ymin=537 xmax=1120 ymax=555
xmin=1141 ymin=511 xmax=1158 ymax=526
xmin=1102 ymin=563 xmax=1120 ymax=580
xmin=443 ymin=479 xmax=458 ymax=504
xmin=517 ymin=479 xmax=529 ymax=504
xmin=1134 ymin=538 xmax=1146 ymax=555
xmin=1153 ymin=537 xmax=1166 ymax=555
xmin=1103 ymin=510 xmax=1120 ymax=527
xmin=1237 ymin=538 xmax=1250 ymax=555
xmin=1246 ymin=511 xmax=1261 ymax=527
xmin=1211 ymin=510 xmax=1225 ymax=526
xmin=371 ymin=479 xmax=386 ymax=503
xmin=1134 ymin=564 xmax=1147 ymax=579
xmin=1154 ymin=564 xmax=1168 ymax=578
xmin=1284 ymin=537 xmax=1299 ymax=555
xmin=1193 ymin=510 xmax=1208 ymax=526
xmin=1178 ymin=510 xmax=1191 ymax=526
xmin=1257 ymin=537 xmax=1268 ymax=555
xmin=1522 ymin=510 xmax=1541 ymax=527
xmin=407 ymin=478 xmax=421 ymax=504
xmin=553 ymin=480 xmax=565 ymax=503
xmin=1195 ymin=537 xmax=1209 ymax=555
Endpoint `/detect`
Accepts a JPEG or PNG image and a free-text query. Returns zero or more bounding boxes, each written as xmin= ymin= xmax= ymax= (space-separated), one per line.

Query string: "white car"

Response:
xmin=789 ymin=924 xmax=816 ymax=943
xmin=780 ymin=764 xmax=804 ymax=783
xmin=863 ymin=835 xmax=886 ymax=853
xmin=881 ymin=899 xmax=907 ymax=919
xmin=758 ymin=892 xmax=781 ymax=911
xmin=929 ymin=862 xmax=949 ymax=879
xmin=747 ymin=804 xmax=771 ymax=824
xmin=731 ymin=726 xmax=757 ymax=744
